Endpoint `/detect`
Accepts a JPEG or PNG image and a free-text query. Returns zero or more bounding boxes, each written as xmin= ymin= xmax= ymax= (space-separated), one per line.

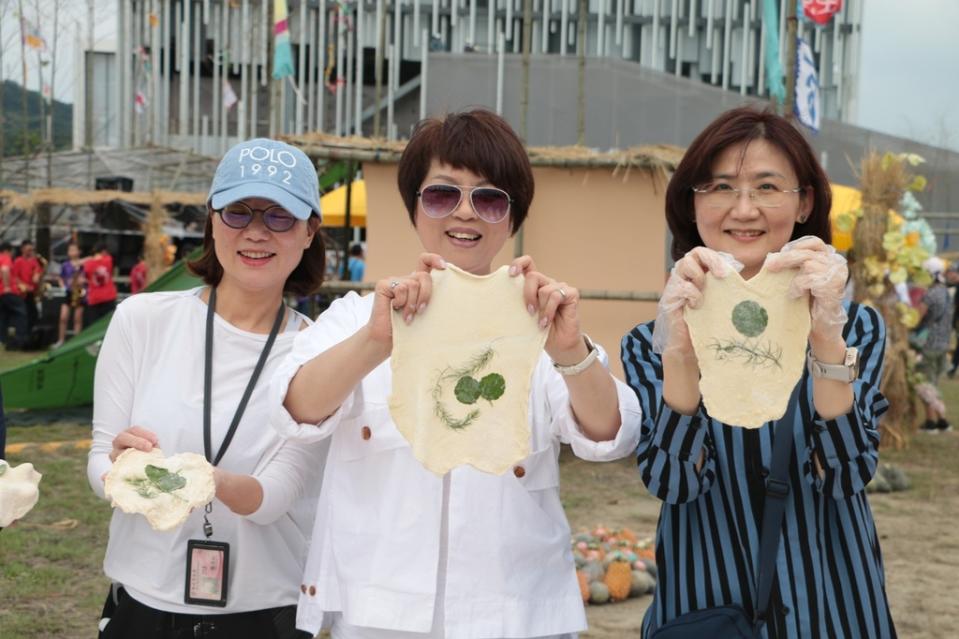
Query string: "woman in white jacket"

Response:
xmin=271 ymin=109 xmax=643 ymax=639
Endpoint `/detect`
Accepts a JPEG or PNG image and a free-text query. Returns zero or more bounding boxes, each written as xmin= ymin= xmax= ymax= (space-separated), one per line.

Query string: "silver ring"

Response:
xmin=559 ymin=288 xmax=567 ymax=299
xmin=389 ymin=280 xmax=400 ymax=289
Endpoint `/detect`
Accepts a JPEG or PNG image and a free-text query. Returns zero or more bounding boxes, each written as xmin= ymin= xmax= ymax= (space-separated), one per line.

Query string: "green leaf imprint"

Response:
xmin=731 ymin=300 xmax=769 ymax=338
xmin=432 ymin=346 xmax=508 ymax=430
xmin=479 ymin=373 xmax=506 ymax=401
xmin=454 ymin=376 xmax=482 ymax=404
xmin=126 ymin=464 xmax=187 ymax=499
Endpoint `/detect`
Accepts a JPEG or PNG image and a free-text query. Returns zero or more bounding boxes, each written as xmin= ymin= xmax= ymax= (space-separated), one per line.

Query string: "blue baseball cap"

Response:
xmin=208 ymin=138 xmax=322 ymax=222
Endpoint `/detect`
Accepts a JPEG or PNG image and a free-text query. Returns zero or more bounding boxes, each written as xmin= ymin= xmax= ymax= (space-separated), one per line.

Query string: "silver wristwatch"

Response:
xmin=552 ymin=334 xmax=600 ymax=376
xmin=806 ymin=347 xmax=859 ymax=383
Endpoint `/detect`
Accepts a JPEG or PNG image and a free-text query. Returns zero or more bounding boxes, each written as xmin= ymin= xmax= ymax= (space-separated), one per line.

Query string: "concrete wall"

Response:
xmin=426 ymin=53 xmax=959 ymax=218
xmin=363 ymin=161 xmax=665 ymax=380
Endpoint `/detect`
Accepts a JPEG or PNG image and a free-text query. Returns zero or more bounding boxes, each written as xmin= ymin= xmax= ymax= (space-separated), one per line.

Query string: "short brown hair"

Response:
xmin=666 ymin=106 xmax=832 ymax=261
xmin=397 ymin=108 xmax=534 ymax=235
xmin=187 ymin=210 xmax=326 ymax=296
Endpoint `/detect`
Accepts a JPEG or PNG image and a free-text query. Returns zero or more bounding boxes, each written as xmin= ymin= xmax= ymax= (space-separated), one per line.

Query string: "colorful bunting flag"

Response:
xmin=222 ymin=78 xmax=239 ymax=110
xmin=134 ymin=91 xmax=148 ymax=114
xmin=20 ymin=15 xmax=46 ymax=50
xmin=794 ymin=37 xmax=820 ymax=133
xmin=802 ymin=0 xmax=842 ymax=25
xmin=272 ymin=0 xmax=295 ymax=79
xmin=762 ymin=0 xmax=786 ymax=106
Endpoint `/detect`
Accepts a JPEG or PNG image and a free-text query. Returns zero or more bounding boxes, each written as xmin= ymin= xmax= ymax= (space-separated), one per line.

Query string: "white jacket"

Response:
xmin=270 ymin=292 xmax=642 ymax=638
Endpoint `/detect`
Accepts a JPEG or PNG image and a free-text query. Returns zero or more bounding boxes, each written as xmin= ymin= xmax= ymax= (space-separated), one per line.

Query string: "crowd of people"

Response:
xmin=79 ymin=107 xmax=900 ymax=639
xmin=0 ymin=240 xmax=128 ymax=351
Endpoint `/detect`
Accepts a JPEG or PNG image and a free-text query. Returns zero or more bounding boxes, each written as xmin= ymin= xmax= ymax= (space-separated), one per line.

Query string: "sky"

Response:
xmin=1 ymin=0 xmax=958 ymax=152
xmin=856 ymin=0 xmax=959 ymax=153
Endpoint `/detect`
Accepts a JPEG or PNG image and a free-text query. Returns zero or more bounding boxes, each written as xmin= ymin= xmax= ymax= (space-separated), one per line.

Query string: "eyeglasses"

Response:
xmin=416 ymin=184 xmax=513 ymax=224
xmin=216 ymin=201 xmax=299 ymax=232
xmin=691 ymin=183 xmax=804 ymax=209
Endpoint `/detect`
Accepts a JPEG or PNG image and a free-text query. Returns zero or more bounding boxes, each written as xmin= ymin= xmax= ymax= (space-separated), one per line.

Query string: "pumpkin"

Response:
xmin=604 ymin=561 xmax=633 ymax=601
xmin=0 ymin=459 xmax=42 ymax=528
xmin=583 ymin=559 xmax=605 ymax=582
xmin=576 ymin=570 xmax=590 ymax=602
xmin=631 ymin=570 xmax=656 ymax=597
xmin=589 ymin=581 xmax=610 ymax=604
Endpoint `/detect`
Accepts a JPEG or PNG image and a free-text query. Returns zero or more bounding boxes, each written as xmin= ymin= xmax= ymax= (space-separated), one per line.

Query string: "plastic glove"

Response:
xmin=652 ymin=247 xmax=744 ymax=354
xmin=765 ymin=236 xmax=848 ymax=341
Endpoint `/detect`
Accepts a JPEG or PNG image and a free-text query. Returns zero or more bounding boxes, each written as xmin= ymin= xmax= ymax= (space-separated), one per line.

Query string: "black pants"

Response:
xmin=85 ymin=300 xmax=117 ymax=328
xmin=0 ymin=293 xmax=27 ymax=348
xmin=98 ymin=586 xmax=312 ymax=639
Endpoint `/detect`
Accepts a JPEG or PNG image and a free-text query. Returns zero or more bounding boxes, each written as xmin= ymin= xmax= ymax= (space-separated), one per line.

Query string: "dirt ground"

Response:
xmin=2 ymin=360 xmax=957 ymax=637
xmin=559 ymin=428 xmax=959 ymax=638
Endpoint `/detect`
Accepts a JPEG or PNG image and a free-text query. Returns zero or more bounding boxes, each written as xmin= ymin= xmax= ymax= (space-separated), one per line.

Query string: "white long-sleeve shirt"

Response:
xmin=87 ymin=288 xmax=329 ymax=615
xmin=270 ymin=292 xmax=642 ymax=638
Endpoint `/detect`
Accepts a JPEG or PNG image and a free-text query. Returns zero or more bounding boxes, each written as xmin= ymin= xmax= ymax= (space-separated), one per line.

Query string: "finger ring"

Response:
xmin=559 ymin=288 xmax=567 ymax=299
xmin=389 ymin=280 xmax=400 ymax=289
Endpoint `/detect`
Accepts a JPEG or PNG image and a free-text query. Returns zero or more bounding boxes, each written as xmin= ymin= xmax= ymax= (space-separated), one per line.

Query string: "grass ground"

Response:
xmin=1 ymin=348 xmax=957 ymax=637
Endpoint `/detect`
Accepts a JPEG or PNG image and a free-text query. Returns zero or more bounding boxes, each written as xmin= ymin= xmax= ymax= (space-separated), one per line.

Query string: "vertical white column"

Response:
xmin=179 ymin=0 xmax=191 ymax=137
xmin=386 ymin=43 xmax=396 ymax=139
xmin=355 ymin=1 xmax=365 ymax=134
xmin=560 ymin=0 xmax=568 ymax=55
xmin=296 ymin=0 xmax=308 ymax=133
xmin=420 ymin=28 xmax=428 ymax=118
xmin=721 ymin=0 xmax=732 ymax=89
xmin=192 ymin=1 xmax=201 ymax=145
xmin=740 ymin=0 xmax=749 ymax=95
xmin=495 ymin=30 xmax=504 ymax=113
xmin=488 ymin=0 xmax=495 ymax=53
xmin=335 ymin=2 xmax=345 ymax=135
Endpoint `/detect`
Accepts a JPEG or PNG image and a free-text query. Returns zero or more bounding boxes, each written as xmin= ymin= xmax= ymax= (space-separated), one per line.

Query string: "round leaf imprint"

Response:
xmin=731 ymin=300 xmax=769 ymax=337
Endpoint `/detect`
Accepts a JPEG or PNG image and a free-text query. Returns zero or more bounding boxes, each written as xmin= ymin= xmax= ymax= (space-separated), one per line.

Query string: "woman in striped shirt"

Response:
xmin=621 ymin=107 xmax=896 ymax=638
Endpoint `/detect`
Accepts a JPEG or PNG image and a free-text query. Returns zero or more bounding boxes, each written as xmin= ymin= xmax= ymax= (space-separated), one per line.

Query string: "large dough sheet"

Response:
xmin=105 ymin=448 xmax=216 ymax=532
xmin=389 ymin=264 xmax=548 ymax=475
xmin=685 ymin=267 xmax=810 ymax=428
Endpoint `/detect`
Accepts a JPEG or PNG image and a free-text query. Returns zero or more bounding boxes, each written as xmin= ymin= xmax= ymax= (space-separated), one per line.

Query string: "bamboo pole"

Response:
xmin=520 ymin=0 xmax=532 ymax=139
xmin=19 ymin=0 xmax=31 ymax=189
xmin=373 ymin=0 xmax=386 ymax=136
xmin=784 ymin=0 xmax=798 ymax=116
xmin=576 ymin=0 xmax=586 ymax=145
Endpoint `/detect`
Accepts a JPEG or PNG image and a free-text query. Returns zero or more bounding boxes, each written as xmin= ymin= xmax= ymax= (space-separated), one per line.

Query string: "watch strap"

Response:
xmin=552 ymin=334 xmax=599 ymax=376
xmin=806 ymin=347 xmax=859 ymax=383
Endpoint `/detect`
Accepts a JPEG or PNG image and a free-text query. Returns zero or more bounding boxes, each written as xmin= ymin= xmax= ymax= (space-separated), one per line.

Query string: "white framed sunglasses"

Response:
xmin=416 ymin=184 xmax=513 ymax=224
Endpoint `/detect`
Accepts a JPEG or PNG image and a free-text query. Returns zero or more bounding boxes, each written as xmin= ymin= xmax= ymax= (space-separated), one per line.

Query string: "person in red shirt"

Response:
xmin=12 ymin=240 xmax=43 ymax=339
xmin=129 ymin=257 xmax=148 ymax=295
xmin=0 ymin=242 xmax=28 ymax=350
xmin=83 ymin=243 xmax=118 ymax=328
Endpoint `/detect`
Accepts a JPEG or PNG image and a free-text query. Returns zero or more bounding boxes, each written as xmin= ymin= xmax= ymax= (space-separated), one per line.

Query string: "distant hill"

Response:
xmin=1 ymin=80 xmax=73 ymax=157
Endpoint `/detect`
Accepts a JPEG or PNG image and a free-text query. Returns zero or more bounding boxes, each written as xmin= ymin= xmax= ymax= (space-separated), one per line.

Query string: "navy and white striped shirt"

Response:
xmin=621 ymin=302 xmax=897 ymax=639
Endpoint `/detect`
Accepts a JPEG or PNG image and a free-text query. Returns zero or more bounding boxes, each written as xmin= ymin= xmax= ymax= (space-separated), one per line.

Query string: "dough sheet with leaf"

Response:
xmin=685 ymin=266 xmax=811 ymax=428
xmin=389 ymin=264 xmax=547 ymax=475
xmin=0 ymin=459 xmax=42 ymax=527
xmin=104 ymin=448 xmax=216 ymax=532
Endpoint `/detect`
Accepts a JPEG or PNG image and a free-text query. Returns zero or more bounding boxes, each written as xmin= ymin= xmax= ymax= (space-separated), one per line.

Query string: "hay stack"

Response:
xmin=853 ymin=152 xmax=919 ymax=448
xmin=143 ymin=194 xmax=171 ymax=285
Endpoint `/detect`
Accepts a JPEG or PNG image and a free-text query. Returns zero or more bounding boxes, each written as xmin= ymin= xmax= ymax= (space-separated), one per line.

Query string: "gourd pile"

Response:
xmin=572 ymin=527 xmax=657 ymax=605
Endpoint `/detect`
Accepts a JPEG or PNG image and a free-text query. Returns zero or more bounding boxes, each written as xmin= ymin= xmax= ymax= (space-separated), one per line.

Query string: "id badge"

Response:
xmin=185 ymin=539 xmax=230 ymax=607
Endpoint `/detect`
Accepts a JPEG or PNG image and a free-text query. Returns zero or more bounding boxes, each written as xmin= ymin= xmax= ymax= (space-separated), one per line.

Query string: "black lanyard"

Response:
xmin=203 ymin=286 xmax=286 ymax=467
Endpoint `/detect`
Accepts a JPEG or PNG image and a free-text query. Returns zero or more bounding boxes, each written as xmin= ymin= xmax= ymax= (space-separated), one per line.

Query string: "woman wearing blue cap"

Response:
xmin=88 ymin=138 xmax=328 ymax=639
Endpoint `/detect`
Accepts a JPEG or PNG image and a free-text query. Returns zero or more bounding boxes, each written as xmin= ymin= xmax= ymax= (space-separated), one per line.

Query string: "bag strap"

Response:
xmin=753 ymin=416 xmax=795 ymax=627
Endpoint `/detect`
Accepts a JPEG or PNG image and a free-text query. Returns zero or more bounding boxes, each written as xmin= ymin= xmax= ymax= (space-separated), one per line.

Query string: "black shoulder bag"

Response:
xmin=650 ymin=419 xmax=794 ymax=639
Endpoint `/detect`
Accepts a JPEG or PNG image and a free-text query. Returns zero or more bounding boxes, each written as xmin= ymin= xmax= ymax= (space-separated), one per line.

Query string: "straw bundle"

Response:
xmin=853 ymin=151 xmax=918 ymax=448
xmin=0 ymin=188 xmax=206 ymax=217
xmin=283 ymin=133 xmax=681 ymax=176
xmin=143 ymin=194 xmax=171 ymax=285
